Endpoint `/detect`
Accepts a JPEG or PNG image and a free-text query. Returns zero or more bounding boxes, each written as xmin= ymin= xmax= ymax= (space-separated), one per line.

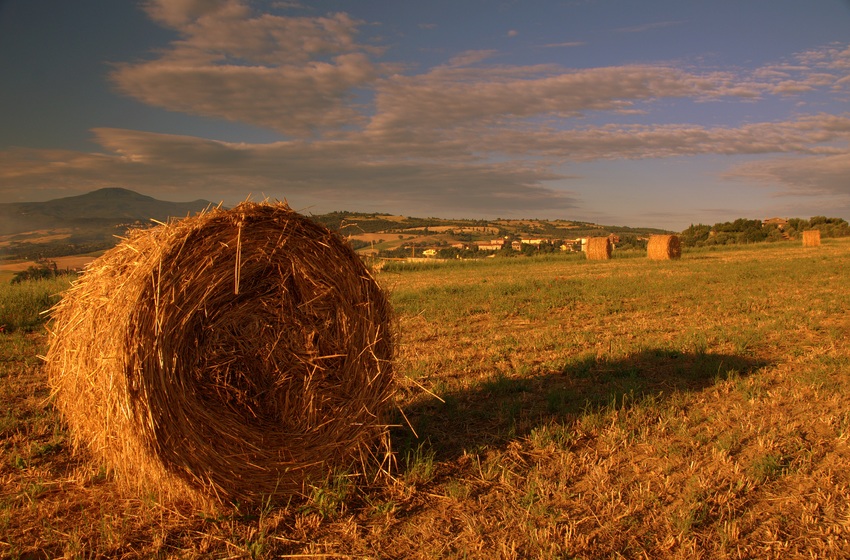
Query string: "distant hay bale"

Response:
xmin=45 ymin=201 xmax=395 ymax=505
xmin=585 ymin=237 xmax=612 ymax=260
xmin=647 ymin=234 xmax=681 ymax=260
xmin=802 ymin=230 xmax=821 ymax=247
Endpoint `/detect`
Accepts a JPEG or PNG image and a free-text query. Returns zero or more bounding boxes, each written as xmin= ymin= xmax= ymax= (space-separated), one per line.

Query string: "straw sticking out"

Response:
xmin=45 ymin=201 xmax=395 ymax=506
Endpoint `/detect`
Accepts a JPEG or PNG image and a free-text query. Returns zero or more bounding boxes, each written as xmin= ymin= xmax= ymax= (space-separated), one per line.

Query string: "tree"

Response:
xmin=681 ymin=224 xmax=711 ymax=247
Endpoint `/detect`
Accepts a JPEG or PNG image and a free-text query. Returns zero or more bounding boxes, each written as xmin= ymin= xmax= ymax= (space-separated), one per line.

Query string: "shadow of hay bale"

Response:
xmin=393 ymin=350 xmax=768 ymax=462
xmin=45 ymin=202 xmax=395 ymax=506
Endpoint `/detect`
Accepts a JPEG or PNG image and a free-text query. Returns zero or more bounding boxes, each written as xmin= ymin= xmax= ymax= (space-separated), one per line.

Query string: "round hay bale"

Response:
xmin=802 ymin=229 xmax=821 ymax=247
xmin=647 ymin=234 xmax=681 ymax=260
xmin=585 ymin=236 xmax=612 ymax=260
xmin=46 ymin=202 xmax=394 ymax=505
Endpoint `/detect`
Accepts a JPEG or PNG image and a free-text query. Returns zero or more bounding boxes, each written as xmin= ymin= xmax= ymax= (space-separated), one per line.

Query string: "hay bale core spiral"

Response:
xmin=46 ymin=202 xmax=394 ymax=504
xmin=647 ymin=234 xmax=681 ymax=260
xmin=585 ymin=237 xmax=612 ymax=260
xmin=802 ymin=229 xmax=821 ymax=247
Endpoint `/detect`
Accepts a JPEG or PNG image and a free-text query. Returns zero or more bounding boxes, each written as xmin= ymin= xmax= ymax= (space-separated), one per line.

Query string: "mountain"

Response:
xmin=0 ymin=188 xmax=215 ymax=261
xmin=0 ymin=187 xmax=214 ymax=236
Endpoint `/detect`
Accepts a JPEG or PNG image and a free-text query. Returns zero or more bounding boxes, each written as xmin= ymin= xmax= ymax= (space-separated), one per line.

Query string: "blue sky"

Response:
xmin=1 ymin=0 xmax=849 ymax=230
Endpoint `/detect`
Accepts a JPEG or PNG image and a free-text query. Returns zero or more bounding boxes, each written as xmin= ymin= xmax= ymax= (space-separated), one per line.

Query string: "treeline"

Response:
xmin=681 ymin=217 xmax=850 ymax=247
xmin=310 ymin=211 xmax=479 ymax=235
xmin=10 ymin=262 xmax=78 ymax=284
xmin=3 ymin=240 xmax=115 ymax=262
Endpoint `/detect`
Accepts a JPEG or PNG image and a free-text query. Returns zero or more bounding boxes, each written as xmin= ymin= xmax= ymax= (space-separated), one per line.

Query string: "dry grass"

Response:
xmin=585 ymin=236 xmax=612 ymax=260
xmin=647 ymin=234 xmax=682 ymax=260
xmin=2 ymin=238 xmax=850 ymax=558
xmin=0 ymin=255 xmax=99 ymax=273
xmin=43 ymin=202 xmax=394 ymax=507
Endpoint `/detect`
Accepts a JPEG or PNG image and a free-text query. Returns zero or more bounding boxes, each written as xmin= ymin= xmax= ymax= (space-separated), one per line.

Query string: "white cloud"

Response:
xmin=112 ymin=4 xmax=384 ymax=136
xmin=112 ymin=53 xmax=378 ymax=135
xmin=367 ymin=65 xmax=762 ymax=134
xmin=466 ymin=114 xmax=850 ymax=160
xmin=5 ymin=2 xmax=850 ymax=221
xmin=724 ymin=152 xmax=850 ymax=197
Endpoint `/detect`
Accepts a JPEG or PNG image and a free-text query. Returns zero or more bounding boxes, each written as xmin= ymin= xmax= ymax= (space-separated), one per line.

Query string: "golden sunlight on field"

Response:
xmin=1 ymin=239 xmax=849 ymax=558
xmin=0 ymin=255 xmax=98 ymax=273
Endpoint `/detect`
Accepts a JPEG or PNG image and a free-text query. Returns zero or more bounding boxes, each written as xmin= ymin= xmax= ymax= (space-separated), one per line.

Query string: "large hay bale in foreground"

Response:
xmin=46 ymin=202 xmax=394 ymax=505
xmin=647 ymin=234 xmax=681 ymax=260
xmin=802 ymin=229 xmax=821 ymax=247
xmin=585 ymin=237 xmax=612 ymax=260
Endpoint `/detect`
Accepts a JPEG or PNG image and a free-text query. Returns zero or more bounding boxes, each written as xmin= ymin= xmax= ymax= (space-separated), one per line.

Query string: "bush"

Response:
xmin=0 ymin=276 xmax=72 ymax=332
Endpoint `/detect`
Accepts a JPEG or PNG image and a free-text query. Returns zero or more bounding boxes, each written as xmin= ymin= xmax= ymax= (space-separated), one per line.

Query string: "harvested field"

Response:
xmin=2 ymin=238 xmax=850 ymax=558
xmin=0 ymin=255 xmax=99 ymax=273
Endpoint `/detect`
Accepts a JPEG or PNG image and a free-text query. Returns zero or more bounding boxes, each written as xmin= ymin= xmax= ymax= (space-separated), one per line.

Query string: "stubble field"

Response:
xmin=2 ymin=239 xmax=849 ymax=559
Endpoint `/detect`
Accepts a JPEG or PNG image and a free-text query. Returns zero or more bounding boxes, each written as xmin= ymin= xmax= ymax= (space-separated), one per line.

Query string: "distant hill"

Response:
xmin=0 ymin=188 xmax=671 ymax=263
xmin=0 ymin=187 xmax=213 ymax=236
xmin=0 ymin=188 xmax=214 ymax=261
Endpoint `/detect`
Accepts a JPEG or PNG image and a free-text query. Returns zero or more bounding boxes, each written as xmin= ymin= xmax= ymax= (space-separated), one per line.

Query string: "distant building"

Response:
xmin=763 ymin=217 xmax=789 ymax=230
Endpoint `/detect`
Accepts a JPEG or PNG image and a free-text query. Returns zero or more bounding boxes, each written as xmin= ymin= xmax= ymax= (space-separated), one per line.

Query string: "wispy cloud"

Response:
xmin=1 ymin=1 xmax=848 ymax=218
xmin=0 ymin=128 xmax=578 ymax=215
xmin=614 ymin=20 xmax=687 ymax=34
xmin=540 ymin=41 xmax=586 ymax=48
xmin=724 ymin=152 xmax=850 ymax=197
xmin=112 ymin=4 xmax=386 ymax=135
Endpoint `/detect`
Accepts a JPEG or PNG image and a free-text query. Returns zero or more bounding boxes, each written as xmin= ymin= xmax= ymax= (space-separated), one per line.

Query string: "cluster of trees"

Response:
xmin=10 ymin=262 xmax=77 ymax=284
xmin=2 ymin=239 xmax=115 ymax=262
xmin=680 ymin=217 xmax=850 ymax=247
xmin=786 ymin=216 xmax=850 ymax=238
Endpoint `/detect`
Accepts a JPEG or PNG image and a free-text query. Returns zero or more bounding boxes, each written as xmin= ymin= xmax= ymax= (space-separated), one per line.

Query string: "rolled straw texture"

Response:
xmin=46 ymin=202 xmax=394 ymax=505
xmin=647 ymin=234 xmax=682 ymax=260
xmin=586 ymin=237 xmax=612 ymax=260
xmin=802 ymin=230 xmax=821 ymax=247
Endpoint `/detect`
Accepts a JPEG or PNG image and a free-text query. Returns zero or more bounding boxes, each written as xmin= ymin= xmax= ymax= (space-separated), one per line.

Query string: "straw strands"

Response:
xmin=802 ymin=230 xmax=821 ymax=247
xmin=45 ymin=202 xmax=395 ymax=505
xmin=585 ymin=237 xmax=612 ymax=260
xmin=647 ymin=234 xmax=682 ymax=260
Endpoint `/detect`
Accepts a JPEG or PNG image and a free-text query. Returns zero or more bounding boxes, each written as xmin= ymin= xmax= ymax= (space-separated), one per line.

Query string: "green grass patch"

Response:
xmin=0 ymin=276 xmax=72 ymax=332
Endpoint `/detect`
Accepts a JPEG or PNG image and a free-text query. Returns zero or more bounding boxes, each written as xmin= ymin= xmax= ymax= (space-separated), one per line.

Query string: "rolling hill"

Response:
xmin=0 ymin=188 xmax=214 ymax=236
xmin=0 ymin=188 xmax=671 ymax=262
xmin=0 ymin=188 xmax=215 ymax=261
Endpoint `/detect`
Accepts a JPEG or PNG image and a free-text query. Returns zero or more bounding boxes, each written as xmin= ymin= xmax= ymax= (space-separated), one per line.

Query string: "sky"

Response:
xmin=1 ymin=1 xmax=850 ymax=231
